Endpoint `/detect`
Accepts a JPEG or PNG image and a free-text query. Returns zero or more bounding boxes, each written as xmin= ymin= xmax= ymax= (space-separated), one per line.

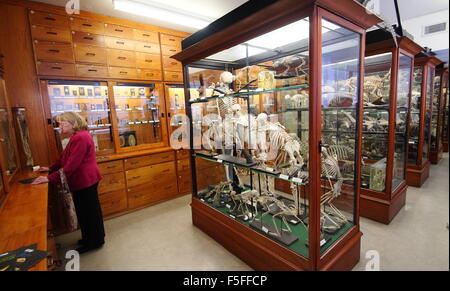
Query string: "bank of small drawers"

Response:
xmin=30 ymin=10 xmax=69 ymax=28
xmin=70 ymin=17 xmax=105 ymax=34
xmin=36 ymin=61 xmax=75 ymax=76
xmin=99 ymin=172 xmax=126 ymax=194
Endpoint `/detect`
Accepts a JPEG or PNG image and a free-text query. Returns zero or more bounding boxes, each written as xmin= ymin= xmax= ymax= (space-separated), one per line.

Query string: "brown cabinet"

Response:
xmin=75 ymin=64 xmax=108 ymax=78
xmin=99 ymin=189 xmax=127 ymax=216
xmin=178 ymin=170 xmax=192 ymax=195
xmin=98 ymin=160 xmax=124 ymax=175
xmin=162 ymin=56 xmax=182 ymax=71
xmin=127 ymin=181 xmax=177 ymax=209
xmin=70 ymin=17 xmax=105 ymax=35
xmin=105 ymin=36 xmax=135 ymax=51
xmin=99 ymin=172 xmax=126 ymax=194
xmin=133 ymin=29 xmax=159 ymax=43
xmin=104 ymin=23 xmax=134 ymax=39
xmin=34 ymin=41 xmax=74 ymax=63
xmin=108 ymin=66 xmax=137 ymax=79
xmin=29 ymin=10 xmax=69 ymax=28
xmin=176 ymin=159 xmax=190 ymax=172
xmin=135 ymin=52 xmax=161 ymax=70
xmin=137 ymin=69 xmax=162 ymax=81
xmin=164 ymin=71 xmax=183 ymax=82
xmin=72 ymin=31 xmax=105 ymax=47
xmin=36 ymin=61 xmax=75 ymax=76
xmin=74 ymin=44 xmax=107 ymax=64
xmin=107 ymin=49 xmax=136 ymax=68
xmin=31 ymin=25 xmax=72 ymax=43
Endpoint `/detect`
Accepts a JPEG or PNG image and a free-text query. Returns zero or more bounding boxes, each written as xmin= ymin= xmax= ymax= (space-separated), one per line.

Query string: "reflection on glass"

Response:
xmin=422 ymin=68 xmax=434 ymax=164
xmin=188 ymin=17 xmax=312 ymax=259
xmin=443 ymin=77 xmax=449 ymax=141
xmin=408 ymin=67 xmax=423 ymax=165
xmin=0 ymin=80 xmax=17 ymax=176
xmin=361 ymin=53 xmax=392 ymax=192
xmin=393 ymin=54 xmax=412 ymax=191
xmin=431 ymin=75 xmax=441 ymax=148
xmin=47 ymin=81 xmax=113 ymax=153
xmin=321 ymin=19 xmax=360 ymax=254
xmin=113 ymin=83 xmax=163 ymax=148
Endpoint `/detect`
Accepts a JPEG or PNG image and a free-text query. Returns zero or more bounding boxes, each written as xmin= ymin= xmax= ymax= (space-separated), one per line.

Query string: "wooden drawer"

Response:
xmin=105 ymin=37 xmax=135 ymax=51
xmin=99 ymin=172 xmax=126 ymax=194
xmin=29 ymin=10 xmax=69 ymax=28
xmin=133 ymin=29 xmax=159 ymax=43
xmin=70 ymin=17 xmax=105 ymax=34
xmin=74 ymin=44 xmax=107 ymax=64
xmin=108 ymin=66 xmax=137 ymax=79
xmin=31 ymin=25 xmax=72 ymax=43
xmin=98 ymin=160 xmax=124 ymax=175
xmin=99 ymin=190 xmax=127 ymax=216
xmin=161 ymin=44 xmax=181 ymax=56
xmin=177 ymin=150 xmax=190 ymax=160
xmin=134 ymin=41 xmax=160 ymax=54
xmin=177 ymin=159 xmax=190 ymax=172
xmin=124 ymin=151 xmax=175 ymax=170
xmin=126 ymin=161 xmax=175 ymax=188
xmin=127 ymin=181 xmax=177 ymax=209
xmin=72 ymin=31 xmax=105 ymax=47
xmin=178 ymin=170 xmax=192 ymax=194
xmin=107 ymin=49 xmax=136 ymax=68
xmin=137 ymin=69 xmax=162 ymax=81
xmin=164 ymin=71 xmax=183 ymax=82
xmin=160 ymin=34 xmax=183 ymax=48
xmin=104 ymin=23 xmax=134 ymax=39
xmin=36 ymin=61 xmax=75 ymax=76
xmin=34 ymin=41 xmax=74 ymax=63
xmin=162 ymin=56 xmax=182 ymax=71
xmin=75 ymin=64 xmax=108 ymax=78
xmin=135 ymin=52 xmax=161 ymax=70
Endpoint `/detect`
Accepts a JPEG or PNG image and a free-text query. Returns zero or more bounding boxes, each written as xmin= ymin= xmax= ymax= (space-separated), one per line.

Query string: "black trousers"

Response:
xmin=73 ymin=183 xmax=105 ymax=247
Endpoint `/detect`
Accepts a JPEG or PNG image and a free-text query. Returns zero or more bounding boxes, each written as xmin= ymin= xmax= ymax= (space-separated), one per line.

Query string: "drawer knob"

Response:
xmin=143 ymin=34 xmax=150 ymax=37
xmin=132 ymin=176 xmax=141 ymax=179
xmin=119 ymin=71 xmax=128 ymax=74
xmin=118 ymin=56 xmax=127 ymax=60
xmin=115 ymin=29 xmax=124 ymax=32
xmin=145 ymin=59 xmax=152 ymax=63
xmin=162 ymin=169 xmax=170 ymax=173
xmin=144 ymin=46 xmax=152 ymax=49
xmin=116 ymin=41 xmax=125 ymax=45
xmin=164 ymin=186 xmax=171 ymax=190
xmin=106 ymin=165 xmax=116 ymax=169
xmin=51 ymin=67 xmax=62 ymax=70
xmin=86 ymin=53 xmax=96 ymax=56
xmin=131 ymin=161 xmax=139 ymax=165
xmin=88 ymin=69 xmax=98 ymax=72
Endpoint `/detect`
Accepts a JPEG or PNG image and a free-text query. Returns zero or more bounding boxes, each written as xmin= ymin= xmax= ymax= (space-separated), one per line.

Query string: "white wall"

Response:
xmin=402 ymin=10 xmax=449 ymax=51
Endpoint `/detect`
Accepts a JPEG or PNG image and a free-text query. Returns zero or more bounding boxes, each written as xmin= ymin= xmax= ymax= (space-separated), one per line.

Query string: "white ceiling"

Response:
xmin=33 ymin=0 xmax=449 ymax=34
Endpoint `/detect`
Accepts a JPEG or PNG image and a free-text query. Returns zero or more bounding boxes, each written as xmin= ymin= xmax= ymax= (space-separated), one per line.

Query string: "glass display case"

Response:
xmin=359 ymin=33 xmax=421 ymax=224
xmin=0 ymin=72 xmax=19 ymax=188
xmin=430 ymin=66 xmax=448 ymax=164
xmin=442 ymin=68 xmax=450 ymax=153
xmin=111 ymin=82 xmax=168 ymax=152
xmin=407 ymin=55 xmax=441 ymax=187
xmin=172 ymin=0 xmax=380 ymax=271
xmin=43 ymin=80 xmax=114 ymax=157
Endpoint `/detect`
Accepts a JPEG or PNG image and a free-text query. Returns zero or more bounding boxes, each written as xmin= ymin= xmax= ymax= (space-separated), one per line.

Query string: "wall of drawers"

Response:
xmin=29 ymin=9 xmax=184 ymax=82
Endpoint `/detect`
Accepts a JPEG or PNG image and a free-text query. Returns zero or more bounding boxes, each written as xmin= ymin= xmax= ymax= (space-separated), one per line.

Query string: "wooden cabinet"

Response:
xmin=164 ymin=71 xmax=183 ymax=82
xmin=107 ymin=49 xmax=136 ymax=68
xmin=133 ymin=29 xmax=159 ymax=43
xmin=160 ymin=34 xmax=183 ymax=48
xmin=29 ymin=10 xmax=69 ymax=28
xmin=36 ymin=61 xmax=75 ymax=76
xmin=104 ymin=23 xmax=134 ymax=39
xmin=126 ymin=161 xmax=175 ymax=188
xmin=74 ymin=44 xmax=107 ymax=64
xmin=34 ymin=41 xmax=74 ymax=63
xmin=127 ymin=180 xmax=177 ymax=209
xmin=135 ymin=52 xmax=161 ymax=70
xmin=162 ymin=56 xmax=182 ymax=72
xmin=72 ymin=31 xmax=105 ymax=47
xmin=134 ymin=41 xmax=160 ymax=54
xmin=161 ymin=44 xmax=181 ymax=57
xmin=108 ymin=66 xmax=137 ymax=79
xmin=70 ymin=17 xmax=105 ymax=35
xmin=98 ymin=160 xmax=124 ymax=175
xmin=124 ymin=151 xmax=174 ymax=170
xmin=178 ymin=170 xmax=192 ymax=195
xmin=176 ymin=158 xmax=190 ymax=172
xmin=30 ymin=25 xmax=72 ymax=43
xmin=75 ymin=64 xmax=108 ymax=78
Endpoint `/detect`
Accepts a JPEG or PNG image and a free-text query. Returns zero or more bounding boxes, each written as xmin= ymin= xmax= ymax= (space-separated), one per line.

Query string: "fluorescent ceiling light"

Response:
xmin=113 ymin=0 xmax=211 ymax=29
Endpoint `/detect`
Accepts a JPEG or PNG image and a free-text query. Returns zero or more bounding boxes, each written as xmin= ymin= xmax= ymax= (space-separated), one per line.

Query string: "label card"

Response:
xmin=262 ymin=226 xmax=269 ymax=234
xmin=279 ymin=174 xmax=289 ymax=180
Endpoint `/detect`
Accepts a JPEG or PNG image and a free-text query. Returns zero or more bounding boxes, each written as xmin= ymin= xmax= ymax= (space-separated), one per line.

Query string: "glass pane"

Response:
xmin=443 ymin=75 xmax=449 ymax=140
xmin=320 ymin=19 xmax=360 ymax=254
xmin=113 ymin=83 xmax=163 ymax=148
xmin=166 ymin=84 xmax=187 ymax=131
xmin=431 ymin=75 xmax=441 ymax=148
xmin=47 ymin=81 xmax=113 ymax=152
xmin=408 ymin=66 xmax=423 ymax=165
xmin=361 ymin=53 xmax=392 ymax=192
xmin=393 ymin=54 xmax=412 ymax=191
xmin=422 ymin=67 xmax=434 ymax=164
xmin=189 ymin=17 xmax=311 ymax=259
xmin=0 ymin=79 xmax=17 ymax=176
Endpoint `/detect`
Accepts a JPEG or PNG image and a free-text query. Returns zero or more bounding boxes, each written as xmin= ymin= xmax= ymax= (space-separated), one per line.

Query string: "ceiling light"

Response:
xmin=113 ymin=0 xmax=211 ymax=29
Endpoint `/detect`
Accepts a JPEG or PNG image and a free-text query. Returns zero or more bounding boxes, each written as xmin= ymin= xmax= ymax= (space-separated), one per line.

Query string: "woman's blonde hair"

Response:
xmin=58 ymin=111 xmax=88 ymax=132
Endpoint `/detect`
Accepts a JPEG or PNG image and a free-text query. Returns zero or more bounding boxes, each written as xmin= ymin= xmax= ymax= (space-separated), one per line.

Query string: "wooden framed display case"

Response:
xmin=407 ymin=55 xmax=442 ymax=187
xmin=173 ymin=0 xmax=381 ymax=271
xmin=359 ymin=32 xmax=422 ymax=224
xmin=442 ymin=67 xmax=450 ymax=153
xmin=430 ymin=66 xmax=448 ymax=163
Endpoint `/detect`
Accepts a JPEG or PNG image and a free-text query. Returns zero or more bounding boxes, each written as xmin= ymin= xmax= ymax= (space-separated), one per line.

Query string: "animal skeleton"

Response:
xmin=273 ymin=55 xmax=308 ymax=77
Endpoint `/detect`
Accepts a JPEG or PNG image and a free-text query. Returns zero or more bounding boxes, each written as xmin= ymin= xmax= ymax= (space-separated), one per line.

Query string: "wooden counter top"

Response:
xmin=0 ymin=171 xmax=48 ymax=271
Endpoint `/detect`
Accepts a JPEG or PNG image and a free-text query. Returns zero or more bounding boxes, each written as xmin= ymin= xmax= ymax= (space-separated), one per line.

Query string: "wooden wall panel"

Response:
xmin=0 ymin=3 xmax=51 ymax=166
